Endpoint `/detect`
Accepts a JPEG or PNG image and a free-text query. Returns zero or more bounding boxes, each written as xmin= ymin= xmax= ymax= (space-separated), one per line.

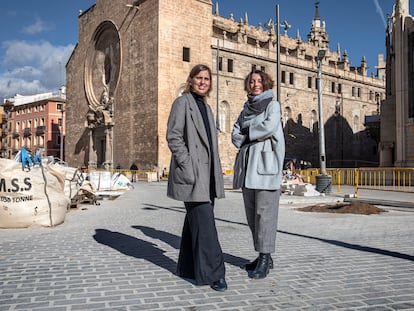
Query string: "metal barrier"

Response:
xmin=356 ymin=167 xmax=414 ymax=194
xmin=298 ymin=167 xmax=414 ymax=195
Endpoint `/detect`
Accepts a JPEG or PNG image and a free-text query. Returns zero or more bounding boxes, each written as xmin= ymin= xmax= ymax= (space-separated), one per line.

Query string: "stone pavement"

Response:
xmin=1 ymin=181 xmax=414 ymax=311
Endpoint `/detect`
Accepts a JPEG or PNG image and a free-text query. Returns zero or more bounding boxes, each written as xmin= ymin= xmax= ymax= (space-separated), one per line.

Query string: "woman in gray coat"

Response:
xmin=232 ymin=70 xmax=285 ymax=279
xmin=166 ymin=64 xmax=227 ymax=291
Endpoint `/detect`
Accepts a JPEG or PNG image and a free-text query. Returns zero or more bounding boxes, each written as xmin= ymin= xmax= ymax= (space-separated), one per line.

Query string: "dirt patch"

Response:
xmin=296 ymin=201 xmax=387 ymax=215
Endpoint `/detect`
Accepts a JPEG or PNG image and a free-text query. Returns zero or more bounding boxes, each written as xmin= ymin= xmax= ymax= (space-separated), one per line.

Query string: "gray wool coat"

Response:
xmin=166 ymin=93 xmax=225 ymax=202
xmin=232 ymin=99 xmax=285 ymax=190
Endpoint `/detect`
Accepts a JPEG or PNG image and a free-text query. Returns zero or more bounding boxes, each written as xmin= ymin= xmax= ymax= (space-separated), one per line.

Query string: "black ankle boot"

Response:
xmin=210 ymin=277 xmax=227 ymax=291
xmin=251 ymin=253 xmax=271 ymax=279
xmin=244 ymin=255 xmax=274 ymax=271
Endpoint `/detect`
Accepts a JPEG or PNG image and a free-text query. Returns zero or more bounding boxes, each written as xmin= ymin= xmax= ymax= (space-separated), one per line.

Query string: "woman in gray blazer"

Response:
xmin=166 ymin=64 xmax=227 ymax=291
xmin=232 ymin=70 xmax=285 ymax=279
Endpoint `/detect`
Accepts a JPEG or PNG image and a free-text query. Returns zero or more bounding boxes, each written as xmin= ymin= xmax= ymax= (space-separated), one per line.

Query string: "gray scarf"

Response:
xmin=245 ymin=95 xmax=272 ymax=116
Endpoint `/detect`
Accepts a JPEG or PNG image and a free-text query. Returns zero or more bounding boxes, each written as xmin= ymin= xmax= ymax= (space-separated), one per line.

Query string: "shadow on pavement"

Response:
xmin=132 ymin=225 xmax=180 ymax=249
xmin=279 ymin=230 xmax=414 ymax=262
xmin=133 ymin=225 xmax=249 ymax=269
xmin=93 ymin=228 xmax=177 ymax=274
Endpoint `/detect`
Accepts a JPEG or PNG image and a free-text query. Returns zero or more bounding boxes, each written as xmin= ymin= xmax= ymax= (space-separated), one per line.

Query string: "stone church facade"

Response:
xmin=66 ymin=0 xmax=385 ymax=172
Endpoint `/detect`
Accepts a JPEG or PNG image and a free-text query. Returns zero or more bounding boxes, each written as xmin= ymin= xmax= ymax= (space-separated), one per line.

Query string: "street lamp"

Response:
xmin=60 ymin=105 xmax=65 ymax=162
xmin=315 ymin=49 xmax=332 ymax=193
xmin=216 ymin=38 xmax=220 ymax=131
xmin=264 ymin=4 xmax=281 ymax=103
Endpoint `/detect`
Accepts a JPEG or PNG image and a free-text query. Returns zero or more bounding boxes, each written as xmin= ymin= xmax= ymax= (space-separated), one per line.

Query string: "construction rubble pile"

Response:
xmin=281 ymin=169 xmax=321 ymax=197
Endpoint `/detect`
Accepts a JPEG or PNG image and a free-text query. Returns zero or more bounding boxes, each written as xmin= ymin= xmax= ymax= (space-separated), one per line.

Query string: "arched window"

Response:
xmin=353 ymin=115 xmax=359 ymax=133
xmin=283 ymin=106 xmax=292 ymax=125
xmin=218 ymin=101 xmax=230 ymax=132
xmin=310 ymin=110 xmax=317 ymax=133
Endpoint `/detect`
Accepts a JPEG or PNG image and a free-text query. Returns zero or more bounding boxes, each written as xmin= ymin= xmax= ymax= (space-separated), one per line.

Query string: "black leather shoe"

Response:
xmin=251 ymin=253 xmax=271 ymax=279
xmin=244 ymin=256 xmax=274 ymax=271
xmin=210 ymin=277 xmax=227 ymax=291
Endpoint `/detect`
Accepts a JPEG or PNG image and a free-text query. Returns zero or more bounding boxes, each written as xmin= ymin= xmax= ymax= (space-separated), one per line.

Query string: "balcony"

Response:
xmin=12 ymin=131 xmax=19 ymax=138
xmin=23 ymin=128 xmax=32 ymax=137
xmin=36 ymin=126 xmax=46 ymax=135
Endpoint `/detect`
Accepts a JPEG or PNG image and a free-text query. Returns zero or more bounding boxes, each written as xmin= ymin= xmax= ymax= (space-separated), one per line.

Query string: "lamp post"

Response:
xmin=60 ymin=105 xmax=65 ymax=162
xmin=216 ymin=38 xmax=220 ymax=130
xmin=264 ymin=4 xmax=281 ymax=103
xmin=275 ymin=4 xmax=280 ymax=103
xmin=315 ymin=49 xmax=332 ymax=193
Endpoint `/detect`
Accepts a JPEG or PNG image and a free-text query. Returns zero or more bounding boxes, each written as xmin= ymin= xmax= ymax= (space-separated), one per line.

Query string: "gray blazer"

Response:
xmin=166 ymin=93 xmax=225 ymax=202
xmin=232 ymin=100 xmax=285 ymax=190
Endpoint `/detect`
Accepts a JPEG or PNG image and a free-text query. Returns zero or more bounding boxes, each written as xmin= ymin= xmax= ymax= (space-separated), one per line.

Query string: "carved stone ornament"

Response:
xmin=84 ymin=20 xmax=121 ymax=127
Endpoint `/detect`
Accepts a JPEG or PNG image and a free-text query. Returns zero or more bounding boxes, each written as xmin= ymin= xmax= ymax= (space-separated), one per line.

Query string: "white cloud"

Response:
xmin=1 ymin=78 xmax=44 ymax=98
xmin=7 ymin=66 xmax=42 ymax=79
xmin=22 ymin=18 xmax=50 ymax=35
xmin=0 ymin=40 xmax=74 ymax=102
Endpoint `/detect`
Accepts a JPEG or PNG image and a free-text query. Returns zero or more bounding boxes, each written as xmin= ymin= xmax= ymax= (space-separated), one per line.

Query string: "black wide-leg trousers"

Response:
xmin=176 ymin=201 xmax=225 ymax=285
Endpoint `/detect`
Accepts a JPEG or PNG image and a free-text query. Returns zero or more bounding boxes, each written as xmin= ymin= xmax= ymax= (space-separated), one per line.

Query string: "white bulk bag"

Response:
xmin=46 ymin=163 xmax=83 ymax=200
xmin=0 ymin=158 xmax=69 ymax=228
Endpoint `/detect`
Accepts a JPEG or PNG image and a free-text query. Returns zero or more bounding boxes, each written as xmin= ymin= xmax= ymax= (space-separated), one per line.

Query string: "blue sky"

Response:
xmin=0 ymin=0 xmax=397 ymax=102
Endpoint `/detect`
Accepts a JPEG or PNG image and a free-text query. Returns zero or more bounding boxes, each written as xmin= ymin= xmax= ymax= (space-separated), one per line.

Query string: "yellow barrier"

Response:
xmin=298 ymin=167 xmax=414 ymax=194
xmin=357 ymin=167 xmax=414 ymax=192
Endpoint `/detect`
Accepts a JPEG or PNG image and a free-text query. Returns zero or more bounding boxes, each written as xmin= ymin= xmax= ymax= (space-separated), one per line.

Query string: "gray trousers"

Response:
xmin=242 ymin=188 xmax=280 ymax=253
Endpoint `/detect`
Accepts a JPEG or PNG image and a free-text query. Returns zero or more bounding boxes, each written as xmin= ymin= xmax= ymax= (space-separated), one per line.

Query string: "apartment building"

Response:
xmin=1 ymin=91 xmax=66 ymax=160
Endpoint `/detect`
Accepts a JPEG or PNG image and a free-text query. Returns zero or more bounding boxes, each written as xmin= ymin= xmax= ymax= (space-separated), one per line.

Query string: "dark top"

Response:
xmin=191 ymin=92 xmax=216 ymax=201
xmin=192 ymin=92 xmax=212 ymax=150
